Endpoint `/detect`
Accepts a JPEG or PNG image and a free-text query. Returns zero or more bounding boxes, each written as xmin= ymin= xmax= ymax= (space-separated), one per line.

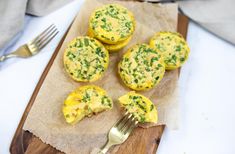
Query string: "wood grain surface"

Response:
xmin=10 ymin=14 xmax=189 ymax=154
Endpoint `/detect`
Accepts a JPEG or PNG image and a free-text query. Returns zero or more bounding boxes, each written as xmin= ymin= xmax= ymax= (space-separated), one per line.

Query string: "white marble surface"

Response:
xmin=0 ymin=0 xmax=235 ymax=154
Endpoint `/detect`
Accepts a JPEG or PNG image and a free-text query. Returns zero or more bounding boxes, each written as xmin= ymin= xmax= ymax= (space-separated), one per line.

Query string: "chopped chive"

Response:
xmin=180 ymin=57 xmax=185 ymax=62
xmin=175 ymin=45 xmax=181 ymax=51
xmin=150 ymin=104 xmax=154 ymax=111
xmin=84 ymin=38 xmax=89 ymax=46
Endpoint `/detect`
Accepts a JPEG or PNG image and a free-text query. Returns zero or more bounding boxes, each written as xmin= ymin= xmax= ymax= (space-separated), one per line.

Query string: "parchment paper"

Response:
xmin=23 ymin=0 xmax=179 ymax=153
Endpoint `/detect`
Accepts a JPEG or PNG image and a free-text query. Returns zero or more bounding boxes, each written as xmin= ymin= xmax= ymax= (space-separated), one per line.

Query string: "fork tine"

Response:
xmin=37 ymin=29 xmax=59 ymax=50
xmin=123 ymin=116 xmax=138 ymax=135
xmin=114 ymin=112 xmax=128 ymax=126
xmin=100 ymin=112 xmax=138 ymax=153
xmin=116 ymin=113 xmax=132 ymax=130
xmin=31 ymin=24 xmax=55 ymax=44
xmin=125 ymin=122 xmax=137 ymax=135
xmin=121 ymin=114 xmax=136 ymax=134
xmin=114 ymin=111 xmax=128 ymax=127
xmin=36 ymin=25 xmax=57 ymax=46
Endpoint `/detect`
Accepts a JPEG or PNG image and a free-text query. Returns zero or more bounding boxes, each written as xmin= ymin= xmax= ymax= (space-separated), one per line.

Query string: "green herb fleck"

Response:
xmin=180 ymin=57 xmax=185 ymax=62
xmin=82 ymin=92 xmax=91 ymax=102
xmin=175 ymin=45 xmax=181 ymax=51
xmin=101 ymin=18 xmax=106 ymax=22
xmin=151 ymin=57 xmax=158 ymax=65
xmin=140 ymin=115 xmax=146 ymax=123
xmin=84 ymin=38 xmax=89 ymax=46
xmin=172 ymin=55 xmax=177 ymax=62
xmin=150 ymin=104 xmax=154 ymax=111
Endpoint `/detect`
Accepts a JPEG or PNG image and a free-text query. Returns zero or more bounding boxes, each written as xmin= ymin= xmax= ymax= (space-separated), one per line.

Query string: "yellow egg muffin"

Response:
xmin=89 ymin=4 xmax=135 ymax=44
xmin=62 ymin=85 xmax=113 ymax=124
xmin=150 ymin=31 xmax=190 ymax=70
xmin=103 ymin=36 xmax=132 ymax=52
xmin=63 ymin=36 xmax=109 ymax=82
xmin=88 ymin=27 xmax=132 ymax=52
xmin=118 ymin=44 xmax=165 ymax=91
xmin=87 ymin=27 xmax=95 ymax=37
xmin=119 ymin=91 xmax=158 ymax=123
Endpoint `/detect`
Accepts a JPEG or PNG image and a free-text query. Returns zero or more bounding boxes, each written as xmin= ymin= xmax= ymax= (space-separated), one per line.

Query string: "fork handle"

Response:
xmin=0 ymin=53 xmax=17 ymax=62
xmin=99 ymin=141 xmax=113 ymax=154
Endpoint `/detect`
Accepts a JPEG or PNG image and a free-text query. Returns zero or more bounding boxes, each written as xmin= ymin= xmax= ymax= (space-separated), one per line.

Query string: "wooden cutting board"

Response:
xmin=10 ymin=14 xmax=188 ymax=154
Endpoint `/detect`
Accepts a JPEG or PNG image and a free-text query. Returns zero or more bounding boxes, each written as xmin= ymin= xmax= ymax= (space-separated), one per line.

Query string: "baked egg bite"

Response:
xmin=150 ymin=31 xmax=190 ymax=70
xmin=118 ymin=44 xmax=165 ymax=91
xmin=62 ymin=85 xmax=113 ymax=124
xmin=119 ymin=91 xmax=158 ymax=123
xmin=89 ymin=4 xmax=135 ymax=44
xmin=63 ymin=36 xmax=109 ymax=82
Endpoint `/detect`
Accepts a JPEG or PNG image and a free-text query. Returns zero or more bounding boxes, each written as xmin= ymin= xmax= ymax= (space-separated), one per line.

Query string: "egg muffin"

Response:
xmin=103 ymin=36 xmax=132 ymax=52
xmin=88 ymin=27 xmax=132 ymax=52
xmin=89 ymin=4 xmax=135 ymax=44
xmin=63 ymin=36 xmax=109 ymax=82
xmin=150 ymin=31 xmax=190 ymax=70
xmin=119 ymin=91 xmax=158 ymax=123
xmin=118 ymin=44 xmax=165 ymax=91
xmin=62 ymin=85 xmax=113 ymax=124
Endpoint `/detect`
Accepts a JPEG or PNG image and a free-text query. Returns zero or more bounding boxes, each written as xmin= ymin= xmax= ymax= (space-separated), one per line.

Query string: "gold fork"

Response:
xmin=0 ymin=24 xmax=59 ymax=62
xmin=99 ymin=112 xmax=138 ymax=154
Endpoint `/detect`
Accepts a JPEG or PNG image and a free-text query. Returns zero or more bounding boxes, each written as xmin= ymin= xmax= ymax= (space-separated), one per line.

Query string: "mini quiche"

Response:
xmin=89 ymin=4 xmax=135 ymax=44
xmin=62 ymin=85 xmax=113 ymax=124
xmin=119 ymin=91 xmax=158 ymax=123
xmin=63 ymin=36 xmax=109 ymax=82
xmin=88 ymin=27 xmax=132 ymax=52
xmin=118 ymin=44 xmax=165 ymax=91
xmin=103 ymin=36 xmax=132 ymax=52
xmin=149 ymin=31 xmax=190 ymax=70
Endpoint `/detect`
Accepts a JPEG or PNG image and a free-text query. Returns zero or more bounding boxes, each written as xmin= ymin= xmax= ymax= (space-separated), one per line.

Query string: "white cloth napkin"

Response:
xmin=0 ymin=0 xmax=234 ymax=54
xmin=178 ymin=0 xmax=235 ymax=45
xmin=0 ymin=0 xmax=72 ymax=53
xmin=145 ymin=0 xmax=235 ymax=45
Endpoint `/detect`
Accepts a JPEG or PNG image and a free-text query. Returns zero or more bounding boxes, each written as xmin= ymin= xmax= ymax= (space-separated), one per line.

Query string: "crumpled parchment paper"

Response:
xmin=23 ymin=0 xmax=179 ymax=153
